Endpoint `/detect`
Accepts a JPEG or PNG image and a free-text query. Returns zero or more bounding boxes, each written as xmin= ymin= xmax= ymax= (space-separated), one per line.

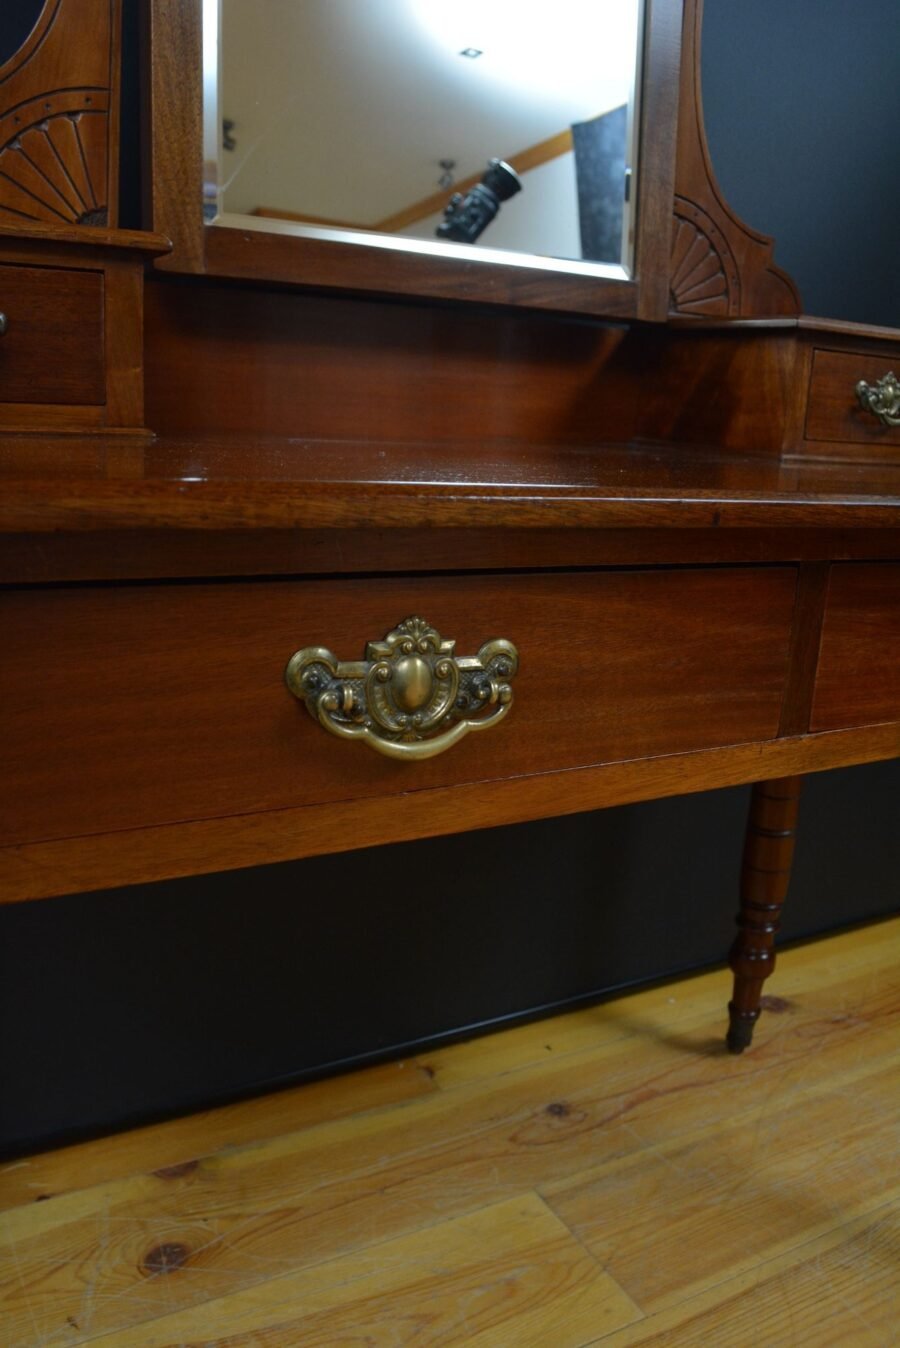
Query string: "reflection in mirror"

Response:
xmin=207 ymin=0 xmax=643 ymax=278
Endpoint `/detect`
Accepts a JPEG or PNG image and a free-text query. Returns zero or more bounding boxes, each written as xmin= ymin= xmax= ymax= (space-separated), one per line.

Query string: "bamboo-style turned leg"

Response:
xmin=727 ymin=776 xmax=803 ymax=1054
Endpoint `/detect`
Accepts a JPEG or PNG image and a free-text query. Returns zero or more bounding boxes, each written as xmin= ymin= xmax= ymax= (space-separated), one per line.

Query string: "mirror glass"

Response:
xmin=205 ymin=0 xmax=644 ymax=279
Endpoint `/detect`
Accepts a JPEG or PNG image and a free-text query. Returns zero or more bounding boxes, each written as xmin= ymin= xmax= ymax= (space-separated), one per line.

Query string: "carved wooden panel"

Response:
xmin=0 ymin=0 xmax=120 ymax=228
xmin=670 ymin=201 xmax=740 ymax=316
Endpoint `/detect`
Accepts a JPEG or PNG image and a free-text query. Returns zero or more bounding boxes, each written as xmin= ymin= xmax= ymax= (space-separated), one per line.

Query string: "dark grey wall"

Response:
xmin=0 ymin=1 xmax=45 ymax=62
xmin=702 ymin=0 xmax=900 ymax=327
xmin=1 ymin=2 xmax=898 ymax=1153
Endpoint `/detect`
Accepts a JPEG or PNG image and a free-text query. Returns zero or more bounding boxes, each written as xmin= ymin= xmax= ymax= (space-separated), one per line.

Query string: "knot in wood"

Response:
xmin=142 ymin=1241 xmax=191 ymax=1275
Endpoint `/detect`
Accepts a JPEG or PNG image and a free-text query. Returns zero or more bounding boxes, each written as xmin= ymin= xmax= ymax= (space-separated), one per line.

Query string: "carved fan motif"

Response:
xmin=670 ymin=200 xmax=740 ymax=315
xmin=0 ymin=101 xmax=108 ymax=226
xmin=0 ymin=0 xmax=117 ymax=229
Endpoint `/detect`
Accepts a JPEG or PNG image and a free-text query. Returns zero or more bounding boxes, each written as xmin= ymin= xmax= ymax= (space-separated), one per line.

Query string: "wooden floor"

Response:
xmin=1 ymin=918 xmax=899 ymax=1347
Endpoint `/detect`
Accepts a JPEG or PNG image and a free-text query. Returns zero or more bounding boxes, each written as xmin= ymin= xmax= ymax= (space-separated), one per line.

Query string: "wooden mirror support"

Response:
xmin=0 ymin=0 xmax=121 ymax=229
xmin=0 ymin=0 xmax=169 ymax=437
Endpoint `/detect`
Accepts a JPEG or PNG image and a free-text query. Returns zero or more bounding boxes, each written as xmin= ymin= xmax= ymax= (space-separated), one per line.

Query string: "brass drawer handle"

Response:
xmin=286 ymin=616 xmax=518 ymax=761
xmin=856 ymin=371 xmax=900 ymax=426
xmin=0 ymin=313 xmax=7 ymax=336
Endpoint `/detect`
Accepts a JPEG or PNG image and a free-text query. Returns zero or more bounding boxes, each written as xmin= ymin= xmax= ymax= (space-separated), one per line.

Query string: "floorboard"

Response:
xmin=1 ymin=917 xmax=897 ymax=1347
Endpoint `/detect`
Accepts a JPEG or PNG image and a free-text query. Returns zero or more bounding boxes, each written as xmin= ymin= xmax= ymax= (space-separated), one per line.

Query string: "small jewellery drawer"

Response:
xmin=0 ymin=567 xmax=796 ymax=847
xmin=805 ymin=349 xmax=900 ymax=453
xmin=0 ymin=262 xmax=105 ymax=405
xmin=811 ymin=563 xmax=900 ymax=732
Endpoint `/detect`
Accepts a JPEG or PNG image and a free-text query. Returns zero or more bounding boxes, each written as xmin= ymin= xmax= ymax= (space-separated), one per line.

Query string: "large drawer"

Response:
xmin=0 ymin=567 xmax=796 ymax=847
xmin=811 ymin=563 xmax=900 ymax=731
xmin=0 ymin=261 xmax=105 ymax=406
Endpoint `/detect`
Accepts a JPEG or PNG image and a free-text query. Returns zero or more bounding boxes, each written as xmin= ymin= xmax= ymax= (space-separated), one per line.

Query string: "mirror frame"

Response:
xmin=146 ymin=0 xmax=685 ymax=319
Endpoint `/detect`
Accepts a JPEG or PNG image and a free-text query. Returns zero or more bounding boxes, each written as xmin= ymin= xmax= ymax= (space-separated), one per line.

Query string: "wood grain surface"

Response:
xmin=811 ymin=562 xmax=900 ymax=730
xmin=0 ymin=917 xmax=897 ymax=1345
xmin=635 ymin=329 xmax=800 ymax=454
xmin=102 ymin=257 xmax=146 ymax=429
xmin=2 ymin=722 xmax=897 ymax=904
xmin=146 ymin=0 xmax=205 ymax=272
xmin=0 ymin=567 xmax=795 ymax=848
xmin=3 ymin=434 xmax=900 ymax=533
xmin=3 ymin=525 xmax=900 ymax=586
xmin=805 ymin=347 xmax=900 ymax=459
xmin=0 ymin=223 xmax=171 ymax=255
xmin=0 ymin=0 xmax=120 ymax=229
xmin=778 ymin=562 xmax=830 ymax=736
xmin=0 ymin=263 xmax=104 ymax=405
xmin=727 ymin=777 xmax=803 ymax=1052
xmin=143 ymin=277 xmax=638 ymax=445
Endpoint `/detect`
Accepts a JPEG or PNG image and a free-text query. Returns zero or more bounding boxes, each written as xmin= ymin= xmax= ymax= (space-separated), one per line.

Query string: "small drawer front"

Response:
xmin=0 ymin=567 xmax=796 ymax=847
xmin=0 ymin=262 xmax=104 ymax=405
xmin=806 ymin=348 xmax=900 ymax=450
xmin=811 ymin=563 xmax=900 ymax=731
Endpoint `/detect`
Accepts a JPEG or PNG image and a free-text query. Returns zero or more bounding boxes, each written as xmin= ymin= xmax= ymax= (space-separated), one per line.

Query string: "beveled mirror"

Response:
xmin=206 ymin=0 xmax=643 ymax=282
xmin=148 ymin=0 xmax=686 ymax=317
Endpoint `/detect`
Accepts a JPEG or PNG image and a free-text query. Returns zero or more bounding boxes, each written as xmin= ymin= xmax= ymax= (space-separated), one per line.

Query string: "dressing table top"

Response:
xmin=1 ymin=437 xmax=899 ymax=536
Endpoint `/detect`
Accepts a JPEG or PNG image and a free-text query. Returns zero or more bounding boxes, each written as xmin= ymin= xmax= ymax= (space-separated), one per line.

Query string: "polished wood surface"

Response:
xmin=727 ymin=776 xmax=802 ymax=1051
xmin=0 ymin=567 xmax=795 ymax=848
xmin=2 ymin=434 xmax=900 ymax=534
xmin=1 ymin=918 xmax=897 ymax=1344
xmin=636 ymin=327 xmax=801 ymax=454
xmin=777 ymin=562 xmax=830 ymax=736
xmin=3 ymin=523 xmax=900 ymax=586
xmin=142 ymin=279 xmax=636 ymax=444
xmin=145 ymin=0 xmax=205 ymax=273
xmin=636 ymin=323 xmax=900 ymax=463
xmin=3 ymin=723 xmax=896 ymax=905
xmin=0 ymin=221 xmax=171 ymax=255
xmin=811 ymin=563 xmax=900 ymax=731
xmin=0 ymin=261 xmax=104 ymax=405
xmin=0 ymin=232 xmax=165 ymax=434
xmin=203 ymin=222 xmax=642 ymax=318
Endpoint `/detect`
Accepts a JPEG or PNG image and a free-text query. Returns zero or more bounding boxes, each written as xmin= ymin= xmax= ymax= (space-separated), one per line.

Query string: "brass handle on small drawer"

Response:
xmin=856 ymin=371 xmax=900 ymax=426
xmin=285 ymin=616 xmax=518 ymax=761
xmin=0 ymin=313 xmax=7 ymax=336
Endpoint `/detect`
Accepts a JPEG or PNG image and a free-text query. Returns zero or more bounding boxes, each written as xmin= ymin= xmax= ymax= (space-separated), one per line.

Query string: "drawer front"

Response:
xmin=0 ymin=262 xmax=105 ymax=405
xmin=806 ymin=348 xmax=900 ymax=453
xmin=0 ymin=568 xmax=796 ymax=847
xmin=811 ymin=563 xmax=900 ymax=731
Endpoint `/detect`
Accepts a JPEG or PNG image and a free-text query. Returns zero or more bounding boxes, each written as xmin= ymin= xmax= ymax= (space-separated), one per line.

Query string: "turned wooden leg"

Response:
xmin=727 ymin=776 xmax=802 ymax=1054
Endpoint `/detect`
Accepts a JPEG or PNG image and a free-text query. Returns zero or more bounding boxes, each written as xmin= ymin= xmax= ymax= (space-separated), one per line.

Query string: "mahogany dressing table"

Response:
xmin=0 ymin=0 xmax=898 ymax=1064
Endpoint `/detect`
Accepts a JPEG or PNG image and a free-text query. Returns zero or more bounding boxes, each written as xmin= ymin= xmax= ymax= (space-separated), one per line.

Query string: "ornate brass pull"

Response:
xmin=285 ymin=616 xmax=518 ymax=761
xmin=856 ymin=371 xmax=900 ymax=426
